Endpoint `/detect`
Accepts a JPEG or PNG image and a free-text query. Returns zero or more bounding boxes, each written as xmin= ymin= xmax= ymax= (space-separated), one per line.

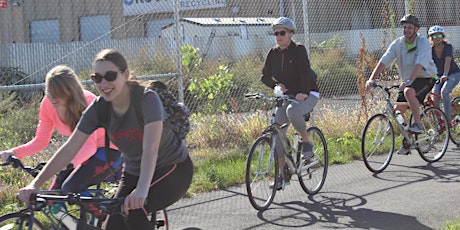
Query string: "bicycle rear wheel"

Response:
xmin=150 ymin=209 xmax=168 ymax=229
xmin=449 ymin=96 xmax=460 ymax=145
xmin=245 ymin=135 xmax=278 ymax=211
xmin=413 ymin=106 xmax=449 ymax=162
xmin=361 ymin=114 xmax=394 ymax=173
xmin=0 ymin=212 xmax=45 ymax=230
xmin=298 ymin=127 xmax=328 ymax=195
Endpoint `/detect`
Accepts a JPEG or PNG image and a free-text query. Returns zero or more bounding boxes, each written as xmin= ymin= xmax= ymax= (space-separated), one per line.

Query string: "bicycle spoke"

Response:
xmin=298 ymin=127 xmax=328 ymax=194
xmin=415 ymin=107 xmax=449 ymax=162
xmin=449 ymin=97 xmax=460 ymax=145
xmin=245 ymin=136 xmax=278 ymax=210
xmin=362 ymin=114 xmax=394 ymax=173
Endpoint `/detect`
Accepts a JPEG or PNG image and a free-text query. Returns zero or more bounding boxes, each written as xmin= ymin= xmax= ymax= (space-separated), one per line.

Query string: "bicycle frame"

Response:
xmin=375 ymin=85 xmax=437 ymax=148
xmin=262 ymin=95 xmax=321 ymax=177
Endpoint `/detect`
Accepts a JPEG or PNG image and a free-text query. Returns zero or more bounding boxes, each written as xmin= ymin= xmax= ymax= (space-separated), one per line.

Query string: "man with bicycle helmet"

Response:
xmin=428 ymin=25 xmax=460 ymax=124
xmin=366 ymin=14 xmax=437 ymax=155
xmin=261 ymin=17 xmax=319 ymax=189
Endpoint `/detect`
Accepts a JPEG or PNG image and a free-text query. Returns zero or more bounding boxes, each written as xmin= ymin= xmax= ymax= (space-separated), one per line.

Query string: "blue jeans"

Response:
xmin=432 ymin=72 xmax=460 ymax=120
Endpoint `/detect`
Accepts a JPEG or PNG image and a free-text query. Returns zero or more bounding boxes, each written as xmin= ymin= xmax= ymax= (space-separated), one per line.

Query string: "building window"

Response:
xmin=30 ymin=20 xmax=60 ymax=43
xmin=80 ymin=15 xmax=111 ymax=41
xmin=146 ymin=19 xmax=174 ymax=38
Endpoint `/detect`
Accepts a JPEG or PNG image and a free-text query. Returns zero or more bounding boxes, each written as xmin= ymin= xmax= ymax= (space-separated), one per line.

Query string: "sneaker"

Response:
xmin=396 ymin=146 xmax=410 ymax=155
xmin=269 ymin=178 xmax=288 ymax=190
xmin=301 ymin=142 xmax=314 ymax=160
xmin=409 ymin=123 xmax=424 ymax=134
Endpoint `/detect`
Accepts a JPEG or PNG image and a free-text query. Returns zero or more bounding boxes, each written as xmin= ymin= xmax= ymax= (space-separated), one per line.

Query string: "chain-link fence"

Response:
xmin=1 ymin=0 xmax=460 ymax=146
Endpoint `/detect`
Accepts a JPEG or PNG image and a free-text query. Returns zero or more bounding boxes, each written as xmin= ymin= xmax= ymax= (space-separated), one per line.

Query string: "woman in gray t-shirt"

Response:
xmin=17 ymin=49 xmax=193 ymax=229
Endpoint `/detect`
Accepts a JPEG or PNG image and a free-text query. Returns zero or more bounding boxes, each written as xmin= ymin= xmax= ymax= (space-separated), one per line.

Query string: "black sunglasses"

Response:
xmin=91 ymin=70 xmax=124 ymax=83
xmin=274 ymin=31 xmax=287 ymax=36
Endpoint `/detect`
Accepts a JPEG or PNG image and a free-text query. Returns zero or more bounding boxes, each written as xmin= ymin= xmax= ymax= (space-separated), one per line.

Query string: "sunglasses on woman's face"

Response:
xmin=431 ymin=34 xmax=443 ymax=39
xmin=274 ymin=30 xmax=287 ymax=36
xmin=91 ymin=70 xmax=124 ymax=84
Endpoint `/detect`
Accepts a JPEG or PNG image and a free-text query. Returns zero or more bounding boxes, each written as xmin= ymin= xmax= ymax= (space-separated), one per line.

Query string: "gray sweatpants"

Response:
xmin=275 ymin=95 xmax=319 ymax=133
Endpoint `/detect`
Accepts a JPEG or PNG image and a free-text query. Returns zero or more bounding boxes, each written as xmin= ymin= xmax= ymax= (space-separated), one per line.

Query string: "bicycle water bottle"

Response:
xmin=395 ymin=110 xmax=406 ymax=127
xmin=50 ymin=203 xmax=77 ymax=230
xmin=274 ymin=85 xmax=283 ymax=97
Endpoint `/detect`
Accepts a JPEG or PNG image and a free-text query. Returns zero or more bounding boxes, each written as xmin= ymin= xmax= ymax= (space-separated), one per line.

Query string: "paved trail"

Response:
xmin=167 ymin=145 xmax=460 ymax=230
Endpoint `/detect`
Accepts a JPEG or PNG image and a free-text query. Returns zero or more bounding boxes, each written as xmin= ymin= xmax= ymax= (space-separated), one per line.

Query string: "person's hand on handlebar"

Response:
xmin=0 ymin=150 xmax=15 ymax=161
xmin=295 ymin=93 xmax=308 ymax=101
xmin=365 ymin=79 xmax=375 ymax=91
xmin=123 ymin=188 xmax=148 ymax=215
xmin=18 ymin=184 xmax=39 ymax=206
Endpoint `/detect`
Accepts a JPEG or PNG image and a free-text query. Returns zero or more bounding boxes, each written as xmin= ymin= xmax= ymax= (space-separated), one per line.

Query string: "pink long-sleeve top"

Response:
xmin=12 ymin=90 xmax=117 ymax=166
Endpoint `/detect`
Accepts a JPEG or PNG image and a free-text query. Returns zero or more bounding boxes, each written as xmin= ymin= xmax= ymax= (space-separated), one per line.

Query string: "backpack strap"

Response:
xmin=131 ymin=85 xmax=145 ymax=126
xmin=94 ymin=96 xmax=118 ymax=177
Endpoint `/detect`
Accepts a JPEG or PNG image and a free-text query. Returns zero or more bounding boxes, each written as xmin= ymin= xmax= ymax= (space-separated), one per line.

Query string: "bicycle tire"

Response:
xmin=449 ymin=96 xmax=460 ymax=145
xmin=413 ymin=106 xmax=449 ymax=162
xmin=245 ymin=135 xmax=278 ymax=211
xmin=298 ymin=127 xmax=328 ymax=194
xmin=0 ymin=212 xmax=46 ymax=230
xmin=361 ymin=114 xmax=394 ymax=173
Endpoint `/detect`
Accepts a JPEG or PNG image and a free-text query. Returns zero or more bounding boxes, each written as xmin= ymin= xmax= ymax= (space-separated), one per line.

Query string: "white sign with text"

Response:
xmin=123 ymin=0 xmax=227 ymax=16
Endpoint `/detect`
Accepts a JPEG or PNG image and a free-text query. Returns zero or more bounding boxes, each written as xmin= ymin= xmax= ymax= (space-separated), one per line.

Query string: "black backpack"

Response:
xmin=96 ymin=80 xmax=191 ymax=140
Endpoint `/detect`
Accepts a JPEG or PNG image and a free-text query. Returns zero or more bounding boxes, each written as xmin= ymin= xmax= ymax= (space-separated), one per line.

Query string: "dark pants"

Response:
xmin=397 ymin=78 xmax=436 ymax=104
xmin=104 ymin=156 xmax=193 ymax=230
xmin=49 ymin=147 xmax=122 ymax=193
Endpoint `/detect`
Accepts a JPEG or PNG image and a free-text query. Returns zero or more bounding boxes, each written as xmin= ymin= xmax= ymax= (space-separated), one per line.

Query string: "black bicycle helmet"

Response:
xmin=400 ymin=14 xmax=420 ymax=28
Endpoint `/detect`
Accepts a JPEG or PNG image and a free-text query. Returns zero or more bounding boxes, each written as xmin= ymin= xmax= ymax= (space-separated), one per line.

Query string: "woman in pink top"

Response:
xmin=0 ymin=65 xmax=121 ymax=193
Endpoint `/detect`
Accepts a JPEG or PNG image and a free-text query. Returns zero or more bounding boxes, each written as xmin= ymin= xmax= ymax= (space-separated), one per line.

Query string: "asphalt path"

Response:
xmin=167 ymin=144 xmax=460 ymax=230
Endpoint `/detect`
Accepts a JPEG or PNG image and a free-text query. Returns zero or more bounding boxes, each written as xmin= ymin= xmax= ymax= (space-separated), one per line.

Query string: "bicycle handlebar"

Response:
xmin=245 ymin=93 xmax=297 ymax=103
xmin=32 ymin=193 xmax=126 ymax=215
xmin=0 ymin=156 xmax=46 ymax=177
xmin=371 ymin=84 xmax=400 ymax=98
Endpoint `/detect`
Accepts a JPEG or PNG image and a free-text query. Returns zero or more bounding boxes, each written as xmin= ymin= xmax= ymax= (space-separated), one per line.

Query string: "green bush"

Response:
xmin=310 ymin=36 xmax=358 ymax=97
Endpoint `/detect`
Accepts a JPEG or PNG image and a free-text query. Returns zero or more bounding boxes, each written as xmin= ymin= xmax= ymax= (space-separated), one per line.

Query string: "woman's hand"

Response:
xmin=123 ymin=188 xmax=148 ymax=214
xmin=295 ymin=93 xmax=309 ymax=101
xmin=18 ymin=185 xmax=39 ymax=206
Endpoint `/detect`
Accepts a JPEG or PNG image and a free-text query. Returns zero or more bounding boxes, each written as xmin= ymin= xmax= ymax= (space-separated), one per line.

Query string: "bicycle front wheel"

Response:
xmin=449 ymin=96 xmax=460 ymax=145
xmin=414 ymin=106 xmax=449 ymax=162
xmin=0 ymin=212 xmax=45 ymax=230
xmin=298 ymin=127 xmax=328 ymax=195
xmin=362 ymin=114 xmax=394 ymax=173
xmin=245 ymin=135 xmax=278 ymax=211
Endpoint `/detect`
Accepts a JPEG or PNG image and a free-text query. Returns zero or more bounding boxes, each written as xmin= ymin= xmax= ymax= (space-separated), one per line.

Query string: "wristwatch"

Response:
xmin=406 ymin=79 xmax=413 ymax=85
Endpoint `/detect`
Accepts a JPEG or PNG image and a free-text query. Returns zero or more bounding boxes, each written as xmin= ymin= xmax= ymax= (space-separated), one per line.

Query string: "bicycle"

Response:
xmin=0 ymin=156 xmax=168 ymax=229
xmin=244 ymin=93 xmax=328 ymax=211
xmin=424 ymin=91 xmax=460 ymax=146
xmin=362 ymin=83 xmax=450 ymax=174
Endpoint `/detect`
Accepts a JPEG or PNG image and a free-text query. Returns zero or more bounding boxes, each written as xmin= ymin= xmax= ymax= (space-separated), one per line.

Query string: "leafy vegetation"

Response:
xmin=0 ymin=41 xmax=459 ymax=229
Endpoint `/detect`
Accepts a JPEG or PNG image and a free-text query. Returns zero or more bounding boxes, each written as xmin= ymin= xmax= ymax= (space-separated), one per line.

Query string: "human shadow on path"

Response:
xmin=253 ymin=192 xmax=432 ymax=230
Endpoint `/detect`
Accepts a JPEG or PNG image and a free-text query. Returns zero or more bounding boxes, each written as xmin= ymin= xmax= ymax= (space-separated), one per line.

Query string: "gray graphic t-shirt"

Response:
xmin=78 ymin=87 xmax=188 ymax=176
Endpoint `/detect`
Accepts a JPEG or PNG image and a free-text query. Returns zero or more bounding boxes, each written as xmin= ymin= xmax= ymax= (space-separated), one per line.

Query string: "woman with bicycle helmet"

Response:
xmin=428 ymin=25 xmax=460 ymax=123
xmin=261 ymin=17 xmax=319 ymax=189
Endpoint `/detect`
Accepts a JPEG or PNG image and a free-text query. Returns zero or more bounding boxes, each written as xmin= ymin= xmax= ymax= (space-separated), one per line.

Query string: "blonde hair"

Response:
xmin=45 ymin=65 xmax=87 ymax=131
